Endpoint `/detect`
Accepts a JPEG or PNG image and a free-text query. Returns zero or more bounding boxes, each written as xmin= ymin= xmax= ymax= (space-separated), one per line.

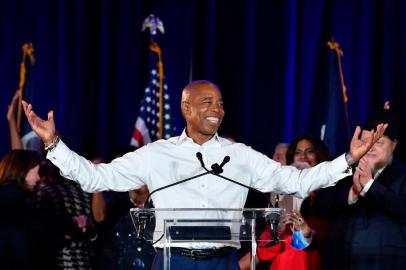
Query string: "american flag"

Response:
xmin=130 ymin=44 xmax=175 ymax=147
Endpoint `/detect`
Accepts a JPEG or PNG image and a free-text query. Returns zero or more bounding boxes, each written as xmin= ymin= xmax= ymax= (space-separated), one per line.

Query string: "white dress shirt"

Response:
xmin=47 ymin=130 xmax=350 ymax=247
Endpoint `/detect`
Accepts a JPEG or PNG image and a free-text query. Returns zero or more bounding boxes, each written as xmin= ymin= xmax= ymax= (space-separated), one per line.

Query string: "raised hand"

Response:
xmin=349 ymin=124 xmax=387 ymax=162
xmin=279 ymin=210 xmax=311 ymax=237
xmin=7 ymin=90 xmax=20 ymax=123
xmin=7 ymin=90 xmax=24 ymax=150
xmin=285 ymin=210 xmax=311 ymax=237
xmin=22 ymin=101 xmax=57 ymax=145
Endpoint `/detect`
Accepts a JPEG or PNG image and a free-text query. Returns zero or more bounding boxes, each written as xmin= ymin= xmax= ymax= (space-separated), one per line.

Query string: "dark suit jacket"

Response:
xmin=0 ymin=182 xmax=32 ymax=269
xmin=314 ymin=160 xmax=406 ymax=270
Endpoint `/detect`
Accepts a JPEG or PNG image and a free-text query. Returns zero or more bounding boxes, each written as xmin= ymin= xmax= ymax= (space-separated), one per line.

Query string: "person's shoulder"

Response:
xmin=391 ymin=159 xmax=406 ymax=169
xmin=229 ymin=142 xmax=264 ymax=156
xmin=218 ymin=136 xmax=236 ymax=145
xmin=219 ymin=139 xmax=255 ymax=155
xmin=163 ymin=135 xmax=181 ymax=144
xmin=386 ymin=159 xmax=406 ymax=178
xmin=217 ymin=136 xmax=250 ymax=148
xmin=136 ymin=136 xmax=181 ymax=154
xmin=149 ymin=136 xmax=180 ymax=147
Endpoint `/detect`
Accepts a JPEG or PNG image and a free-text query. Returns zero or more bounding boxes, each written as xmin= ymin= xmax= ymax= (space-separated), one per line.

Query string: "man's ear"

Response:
xmin=181 ymin=101 xmax=190 ymax=118
xmin=392 ymin=139 xmax=398 ymax=152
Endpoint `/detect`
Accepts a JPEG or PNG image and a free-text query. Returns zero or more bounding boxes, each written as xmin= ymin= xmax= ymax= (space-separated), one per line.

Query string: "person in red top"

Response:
xmin=257 ymin=136 xmax=330 ymax=270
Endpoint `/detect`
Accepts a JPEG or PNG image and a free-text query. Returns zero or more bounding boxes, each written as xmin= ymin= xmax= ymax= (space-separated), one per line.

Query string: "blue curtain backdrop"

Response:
xmin=1 ymin=0 xmax=405 ymax=160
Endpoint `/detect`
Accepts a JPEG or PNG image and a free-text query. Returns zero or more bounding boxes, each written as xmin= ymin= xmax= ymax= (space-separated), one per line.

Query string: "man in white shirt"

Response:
xmin=22 ymin=80 xmax=387 ymax=270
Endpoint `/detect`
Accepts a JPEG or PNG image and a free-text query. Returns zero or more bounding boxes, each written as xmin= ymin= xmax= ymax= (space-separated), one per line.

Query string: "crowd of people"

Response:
xmin=1 ymin=80 xmax=404 ymax=270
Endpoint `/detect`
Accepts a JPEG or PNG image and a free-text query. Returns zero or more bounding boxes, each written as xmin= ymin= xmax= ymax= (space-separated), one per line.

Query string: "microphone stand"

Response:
xmin=145 ymin=171 xmax=212 ymax=204
xmin=135 ymin=169 xmax=214 ymax=241
xmin=197 ymin=152 xmax=267 ymax=199
xmin=197 ymin=152 xmax=281 ymax=246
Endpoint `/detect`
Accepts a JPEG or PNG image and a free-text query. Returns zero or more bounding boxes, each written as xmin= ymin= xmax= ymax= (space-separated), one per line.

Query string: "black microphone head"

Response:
xmin=219 ymin=155 xmax=231 ymax=168
xmin=265 ymin=212 xmax=281 ymax=225
xmin=196 ymin=152 xmax=209 ymax=172
xmin=211 ymin=163 xmax=223 ymax=175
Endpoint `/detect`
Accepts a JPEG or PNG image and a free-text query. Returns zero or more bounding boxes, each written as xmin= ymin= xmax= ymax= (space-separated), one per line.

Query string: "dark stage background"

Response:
xmin=1 ymin=0 xmax=405 ymax=161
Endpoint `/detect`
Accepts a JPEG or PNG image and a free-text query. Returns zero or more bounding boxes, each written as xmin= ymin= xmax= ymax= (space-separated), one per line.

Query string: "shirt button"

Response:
xmin=201 ymin=204 xmax=206 ymax=207
xmin=201 ymin=184 xmax=205 ymax=188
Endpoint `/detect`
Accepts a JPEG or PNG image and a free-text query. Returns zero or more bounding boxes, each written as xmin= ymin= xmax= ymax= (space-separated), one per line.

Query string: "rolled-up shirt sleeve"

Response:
xmin=47 ymin=140 xmax=148 ymax=192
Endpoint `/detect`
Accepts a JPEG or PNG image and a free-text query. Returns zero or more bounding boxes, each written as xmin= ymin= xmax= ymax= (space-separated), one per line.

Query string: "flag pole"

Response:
xmin=142 ymin=14 xmax=165 ymax=139
xmin=327 ymin=38 xmax=351 ymax=139
xmin=17 ymin=43 xmax=35 ymax=133
xmin=151 ymin=44 xmax=164 ymax=140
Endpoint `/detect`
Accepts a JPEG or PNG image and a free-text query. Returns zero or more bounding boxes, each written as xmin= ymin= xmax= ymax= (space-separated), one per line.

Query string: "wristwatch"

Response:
xmin=345 ymin=152 xmax=355 ymax=166
xmin=44 ymin=136 xmax=60 ymax=152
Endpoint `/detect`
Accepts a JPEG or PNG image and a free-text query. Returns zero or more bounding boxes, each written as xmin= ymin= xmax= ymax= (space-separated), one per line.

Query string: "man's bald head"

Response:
xmin=181 ymin=80 xmax=220 ymax=103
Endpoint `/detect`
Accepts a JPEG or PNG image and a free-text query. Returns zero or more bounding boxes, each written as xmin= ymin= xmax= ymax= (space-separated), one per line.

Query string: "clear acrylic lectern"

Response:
xmin=130 ymin=208 xmax=285 ymax=270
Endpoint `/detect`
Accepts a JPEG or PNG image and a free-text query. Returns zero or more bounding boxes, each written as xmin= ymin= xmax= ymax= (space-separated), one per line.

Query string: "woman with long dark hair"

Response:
xmin=0 ymin=150 xmax=41 ymax=269
xmin=257 ymin=136 xmax=330 ymax=270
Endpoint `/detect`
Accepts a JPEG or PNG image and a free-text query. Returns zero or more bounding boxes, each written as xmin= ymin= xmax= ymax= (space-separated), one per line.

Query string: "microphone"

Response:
xmin=211 ymin=156 xmax=230 ymax=175
xmin=196 ymin=152 xmax=262 ymax=194
xmin=145 ymin=171 xmax=211 ymax=206
xmin=197 ymin=152 xmax=281 ymax=244
xmin=196 ymin=152 xmax=207 ymax=169
xmin=145 ymin=152 xmax=218 ymax=207
xmin=197 ymin=152 xmax=230 ymax=174
xmin=197 ymin=151 xmax=230 ymax=175
xmin=220 ymin=156 xmax=231 ymax=167
xmin=133 ymin=208 xmax=155 ymax=241
xmin=265 ymin=211 xmax=281 ymax=245
xmin=136 ymin=155 xmax=214 ymax=240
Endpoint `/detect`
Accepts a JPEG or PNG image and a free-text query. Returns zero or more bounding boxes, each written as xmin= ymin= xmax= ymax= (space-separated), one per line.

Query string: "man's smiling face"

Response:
xmin=182 ymin=82 xmax=225 ymax=144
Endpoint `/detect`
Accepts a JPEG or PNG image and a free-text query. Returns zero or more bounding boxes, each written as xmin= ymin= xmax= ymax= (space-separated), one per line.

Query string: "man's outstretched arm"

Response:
xmin=21 ymin=101 xmax=147 ymax=192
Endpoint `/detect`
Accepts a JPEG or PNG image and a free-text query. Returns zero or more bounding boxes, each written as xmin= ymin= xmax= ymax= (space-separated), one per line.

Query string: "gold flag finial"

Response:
xmin=327 ymin=38 xmax=343 ymax=57
xmin=327 ymin=37 xmax=351 ymax=140
xmin=327 ymin=37 xmax=347 ymax=104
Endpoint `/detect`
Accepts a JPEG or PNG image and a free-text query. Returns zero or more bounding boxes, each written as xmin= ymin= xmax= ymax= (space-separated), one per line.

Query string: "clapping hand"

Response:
xmin=353 ymin=157 xmax=373 ymax=194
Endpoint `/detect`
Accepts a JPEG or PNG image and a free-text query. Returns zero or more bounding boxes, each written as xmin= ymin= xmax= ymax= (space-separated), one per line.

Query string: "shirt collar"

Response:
xmin=374 ymin=165 xmax=387 ymax=179
xmin=373 ymin=157 xmax=394 ymax=179
xmin=176 ymin=129 xmax=221 ymax=147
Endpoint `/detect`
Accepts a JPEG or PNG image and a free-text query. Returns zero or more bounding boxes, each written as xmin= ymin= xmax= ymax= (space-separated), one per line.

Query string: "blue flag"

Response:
xmin=130 ymin=43 xmax=175 ymax=147
xmin=321 ymin=40 xmax=351 ymax=158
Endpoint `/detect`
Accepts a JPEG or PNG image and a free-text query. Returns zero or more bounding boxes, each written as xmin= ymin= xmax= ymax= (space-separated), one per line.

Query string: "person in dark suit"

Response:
xmin=314 ymin=108 xmax=406 ymax=270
